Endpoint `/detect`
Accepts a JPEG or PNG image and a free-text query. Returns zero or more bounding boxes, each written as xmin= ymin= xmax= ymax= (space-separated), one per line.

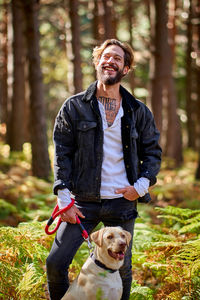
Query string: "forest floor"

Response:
xmin=0 ymin=141 xmax=200 ymax=299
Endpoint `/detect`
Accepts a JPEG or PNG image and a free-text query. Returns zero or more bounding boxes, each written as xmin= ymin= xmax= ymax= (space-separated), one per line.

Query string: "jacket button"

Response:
xmin=125 ymin=145 xmax=128 ymax=148
xmin=126 ymin=165 xmax=130 ymax=168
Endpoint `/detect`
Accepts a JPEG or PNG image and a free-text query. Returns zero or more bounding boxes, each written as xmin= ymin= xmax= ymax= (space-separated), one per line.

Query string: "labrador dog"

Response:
xmin=61 ymin=226 xmax=132 ymax=300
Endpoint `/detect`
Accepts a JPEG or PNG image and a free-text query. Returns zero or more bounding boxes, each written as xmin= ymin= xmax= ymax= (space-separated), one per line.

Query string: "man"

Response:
xmin=46 ymin=39 xmax=162 ymax=300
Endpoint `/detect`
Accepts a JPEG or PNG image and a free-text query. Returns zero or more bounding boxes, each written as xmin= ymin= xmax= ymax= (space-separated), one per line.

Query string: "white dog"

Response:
xmin=62 ymin=226 xmax=132 ymax=300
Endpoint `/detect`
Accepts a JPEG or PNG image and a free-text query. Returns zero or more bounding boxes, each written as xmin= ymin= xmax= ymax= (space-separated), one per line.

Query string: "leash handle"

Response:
xmin=45 ymin=199 xmax=75 ymax=235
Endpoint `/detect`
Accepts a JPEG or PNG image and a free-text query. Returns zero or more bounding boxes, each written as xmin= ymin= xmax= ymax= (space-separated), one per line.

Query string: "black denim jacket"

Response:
xmin=53 ymin=81 xmax=162 ymax=203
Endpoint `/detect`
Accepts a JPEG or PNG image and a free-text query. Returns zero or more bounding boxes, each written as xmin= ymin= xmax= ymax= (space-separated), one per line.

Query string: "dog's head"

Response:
xmin=90 ymin=227 xmax=132 ymax=269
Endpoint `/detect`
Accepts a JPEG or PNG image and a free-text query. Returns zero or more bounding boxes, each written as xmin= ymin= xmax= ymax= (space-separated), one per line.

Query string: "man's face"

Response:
xmin=96 ymin=45 xmax=129 ymax=85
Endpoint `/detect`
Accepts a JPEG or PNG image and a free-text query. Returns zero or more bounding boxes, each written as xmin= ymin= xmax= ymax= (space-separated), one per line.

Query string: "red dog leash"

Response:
xmin=45 ymin=199 xmax=92 ymax=249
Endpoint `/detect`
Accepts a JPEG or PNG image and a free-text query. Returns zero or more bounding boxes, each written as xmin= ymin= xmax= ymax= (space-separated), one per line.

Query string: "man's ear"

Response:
xmin=95 ymin=56 xmax=101 ymax=70
xmin=90 ymin=228 xmax=106 ymax=247
xmin=123 ymin=66 xmax=129 ymax=76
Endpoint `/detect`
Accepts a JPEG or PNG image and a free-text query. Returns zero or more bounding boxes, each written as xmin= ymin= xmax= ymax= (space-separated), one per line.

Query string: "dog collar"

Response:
xmin=90 ymin=252 xmax=118 ymax=273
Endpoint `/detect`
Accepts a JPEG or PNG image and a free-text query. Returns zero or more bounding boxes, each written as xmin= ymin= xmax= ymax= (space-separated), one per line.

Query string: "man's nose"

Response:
xmin=107 ymin=56 xmax=115 ymax=63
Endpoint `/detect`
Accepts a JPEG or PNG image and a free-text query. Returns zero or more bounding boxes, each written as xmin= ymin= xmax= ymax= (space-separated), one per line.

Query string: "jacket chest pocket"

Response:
xmin=77 ymin=121 xmax=97 ymax=149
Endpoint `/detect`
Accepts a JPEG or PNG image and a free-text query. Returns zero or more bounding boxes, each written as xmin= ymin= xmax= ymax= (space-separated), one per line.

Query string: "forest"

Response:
xmin=0 ymin=0 xmax=200 ymax=299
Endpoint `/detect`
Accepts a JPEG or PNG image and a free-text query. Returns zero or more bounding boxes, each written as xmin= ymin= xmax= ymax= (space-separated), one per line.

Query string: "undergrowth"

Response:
xmin=132 ymin=206 xmax=200 ymax=299
xmin=0 ymin=143 xmax=200 ymax=299
xmin=0 ymin=221 xmax=54 ymax=299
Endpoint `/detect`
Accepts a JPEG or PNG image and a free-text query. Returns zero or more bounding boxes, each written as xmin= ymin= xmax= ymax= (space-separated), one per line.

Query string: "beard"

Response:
xmin=97 ymin=64 xmax=125 ymax=85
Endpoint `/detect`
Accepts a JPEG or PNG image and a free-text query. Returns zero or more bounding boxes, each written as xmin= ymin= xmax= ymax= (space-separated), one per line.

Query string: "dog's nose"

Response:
xmin=119 ymin=241 xmax=127 ymax=250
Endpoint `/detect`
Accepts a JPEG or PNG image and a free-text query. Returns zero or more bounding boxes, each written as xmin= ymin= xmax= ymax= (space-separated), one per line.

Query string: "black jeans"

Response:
xmin=46 ymin=197 xmax=138 ymax=300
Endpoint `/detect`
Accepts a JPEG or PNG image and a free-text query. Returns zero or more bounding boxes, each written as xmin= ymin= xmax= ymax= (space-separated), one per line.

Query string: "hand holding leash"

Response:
xmin=45 ymin=199 xmax=75 ymax=235
xmin=45 ymin=199 xmax=92 ymax=249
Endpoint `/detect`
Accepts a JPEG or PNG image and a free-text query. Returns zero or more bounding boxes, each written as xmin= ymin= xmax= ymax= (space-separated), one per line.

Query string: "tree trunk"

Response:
xmin=93 ymin=0 xmax=104 ymax=43
xmin=195 ymin=0 xmax=200 ymax=179
xmin=165 ymin=0 xmax=182 ymax=165
xmin=10 ymin=0 xmax=26 ymax=151
xmin=69 ymin=0 xmax=83 ymax=93
xmin=149 ymin=0 xmax=164 ymax=133
xmin=102 ymin=0 xmax=116 ymax=39
xmin=165 ymin=77 xmax=183 ymax=165
xmin=168 ymin=0 xmax=177 ymax=63
xmin=151 ymin=0 xmax=182 ymax=165
xmin=22 ymin=0 xmax=51 ymax=179
xmin=196 ymin=155 xmax=200 ymax=180
xmin=186 ymin=0 xmax=196 ymax=149
xmin=0 ymin=1 xmax=8 ymax=127
xmin=127 ymin=0 xmax=135 ymax=94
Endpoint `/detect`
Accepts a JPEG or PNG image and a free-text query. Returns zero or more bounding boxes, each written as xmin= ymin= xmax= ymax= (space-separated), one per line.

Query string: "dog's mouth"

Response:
xmin=108 ymin=249 xmax=125 ymax=261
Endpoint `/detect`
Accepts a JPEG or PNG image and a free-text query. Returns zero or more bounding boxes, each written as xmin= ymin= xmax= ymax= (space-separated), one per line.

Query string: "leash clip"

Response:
xmin=75 ymin=216 xmax=93 ymax=250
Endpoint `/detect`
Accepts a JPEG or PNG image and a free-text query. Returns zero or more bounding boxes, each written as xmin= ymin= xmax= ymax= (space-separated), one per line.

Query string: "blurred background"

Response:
xmin=0 ymin=0 xmax=199 ymax=179
xmin=1 ymin=1 xmax=200 ymax=299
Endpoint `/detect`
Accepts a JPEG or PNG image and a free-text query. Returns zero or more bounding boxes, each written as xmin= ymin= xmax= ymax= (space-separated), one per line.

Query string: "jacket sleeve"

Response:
xmin=137 ymin=105 xmax=162 ymax=187
xmin=53 ymin=101 xmax=75 ymax=195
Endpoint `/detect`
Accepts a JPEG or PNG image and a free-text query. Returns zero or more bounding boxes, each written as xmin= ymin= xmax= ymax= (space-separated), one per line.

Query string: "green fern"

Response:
xmin=130 ymin=280 xmax=154 ymax=300
xmin=155 ymin=206 xmax=200 ymax=234
xmin=0 ymin=221 xmax=53 ymax=299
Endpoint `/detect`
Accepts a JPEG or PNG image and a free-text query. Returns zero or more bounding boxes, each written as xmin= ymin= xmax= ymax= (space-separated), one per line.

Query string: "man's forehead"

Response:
xmin=102 ymin=45 xmax=124 ymax=58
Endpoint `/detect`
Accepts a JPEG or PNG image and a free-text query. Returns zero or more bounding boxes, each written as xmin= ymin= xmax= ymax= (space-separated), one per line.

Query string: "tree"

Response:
xmin=149 ymin=0 xmax=182 ymax=165
xmin=22 ymin=0 xmax=51 ymax=179
xmin=0 ymin=0 xmax=8 ymax=128
xmin=10 ymin=0 xmax=26 ymax=151
xmin=195 ymin=0 xmax=200 ymax=179
xmin=148 ymin=0 xmax=163 ymax=133
xmin=92 ymin=0 xmax=105 ymax=43
xmin=69 ymin=0 xmax=83 ymax=93
xmin=185 ymin=0 xmax=196 ymax=149
xmin=126 ymin=0 xmax=135 ymax=94
xmin=102 ymin=0 xmax=116 ymax=39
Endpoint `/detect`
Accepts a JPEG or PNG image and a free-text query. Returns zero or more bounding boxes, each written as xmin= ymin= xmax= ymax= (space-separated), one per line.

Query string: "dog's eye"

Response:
xmin=121 ymin=234 xmax=126 ymax=239
xmin=107 ymin=234 xmax=114 ymax=239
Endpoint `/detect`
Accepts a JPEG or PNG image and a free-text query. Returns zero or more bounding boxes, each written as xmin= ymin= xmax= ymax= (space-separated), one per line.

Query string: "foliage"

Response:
xmin=130 ymin=280 xmax=154 ymax=300
xmin=0 ymin=143 xmax=56 ymax=226
xmin=0 ymin=221 xmax=54 ymax=299
xmin=155 ymin=206 xmax=200 ymax=234
xmin=132 ymin=205 xmax=200 ymax=300
xmin=0 ymin=147 xmax=200 ymax=299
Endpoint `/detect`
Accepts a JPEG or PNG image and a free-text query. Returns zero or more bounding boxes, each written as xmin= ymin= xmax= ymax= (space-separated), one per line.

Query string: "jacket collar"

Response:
xmin=82 ymin=81 xmax=140 ymax=111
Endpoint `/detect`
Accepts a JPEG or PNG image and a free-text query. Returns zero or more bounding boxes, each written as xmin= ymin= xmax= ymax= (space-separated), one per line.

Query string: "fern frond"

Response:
xmin=155 ymin=206 xmax=200 ymax=218
xmin=179 ymin=222 xmax=200 ymax=234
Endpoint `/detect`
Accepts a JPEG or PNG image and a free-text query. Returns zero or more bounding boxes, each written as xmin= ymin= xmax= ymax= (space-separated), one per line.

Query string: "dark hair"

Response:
xmin=92 ymin=39 xmax=134 ymax=70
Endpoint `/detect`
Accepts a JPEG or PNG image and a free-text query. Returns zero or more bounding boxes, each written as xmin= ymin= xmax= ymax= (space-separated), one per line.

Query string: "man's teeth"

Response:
xmin=105 ymin=67 xmax=115 ymax=71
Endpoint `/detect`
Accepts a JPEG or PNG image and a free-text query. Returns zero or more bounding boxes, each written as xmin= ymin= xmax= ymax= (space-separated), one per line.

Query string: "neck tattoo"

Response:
xmin=98 ymin=96 xmax=120 ymax=127
xmin=98 ymin=96 xmax=117 ymax=111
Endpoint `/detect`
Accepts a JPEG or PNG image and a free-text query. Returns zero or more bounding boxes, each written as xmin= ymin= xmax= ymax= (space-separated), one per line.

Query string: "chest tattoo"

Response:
xmin=98 ymin=96 xmax=120 ymax=127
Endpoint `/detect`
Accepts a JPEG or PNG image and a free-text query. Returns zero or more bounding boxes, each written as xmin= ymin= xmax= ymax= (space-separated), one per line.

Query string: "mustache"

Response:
xmin=102 ymin=63 xmax=119 ymax=71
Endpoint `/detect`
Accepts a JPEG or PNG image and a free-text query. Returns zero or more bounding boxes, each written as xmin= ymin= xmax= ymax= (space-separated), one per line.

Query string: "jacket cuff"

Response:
xmin=138 ymin=193 xmax=152 ymax=203
xmin=53 ymin=180 xmax=69 ymax=195
xmin=140 ymin=170 xmax=157 ymax=186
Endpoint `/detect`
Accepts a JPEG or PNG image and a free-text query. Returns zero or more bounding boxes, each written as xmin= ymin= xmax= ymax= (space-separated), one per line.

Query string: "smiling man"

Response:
xmin=46 ymin=39 xmax=162 ymax=300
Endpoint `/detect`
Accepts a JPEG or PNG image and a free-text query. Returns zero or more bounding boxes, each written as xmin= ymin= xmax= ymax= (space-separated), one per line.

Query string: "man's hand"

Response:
xmin=61 ymin=205 xmax=85 ymax=224
xmin=115 ymin=186 xmax=139 ymax=201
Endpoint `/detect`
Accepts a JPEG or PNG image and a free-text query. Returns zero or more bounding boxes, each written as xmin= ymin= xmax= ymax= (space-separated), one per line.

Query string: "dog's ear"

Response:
xmin=90 ymin=228 xmax=105 ymax=247
xmin=123 ymin=230 xmax=132 ymax=246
